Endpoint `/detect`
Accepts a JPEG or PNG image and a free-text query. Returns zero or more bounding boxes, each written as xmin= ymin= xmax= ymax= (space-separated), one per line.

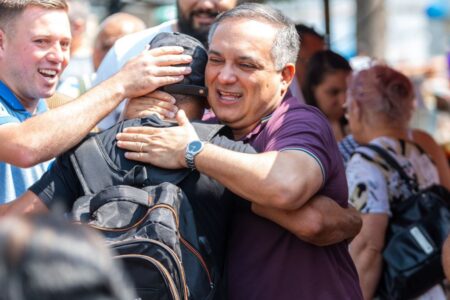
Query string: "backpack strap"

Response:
xmin=358 ymin=144 xmax=418 ymax=192
xmin=70 ymin=135 xmax=113 ymax=195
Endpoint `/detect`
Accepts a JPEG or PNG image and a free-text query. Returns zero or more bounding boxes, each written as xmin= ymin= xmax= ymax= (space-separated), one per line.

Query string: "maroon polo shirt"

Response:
xmin=226 ymin=96 xmax=362 ymax=300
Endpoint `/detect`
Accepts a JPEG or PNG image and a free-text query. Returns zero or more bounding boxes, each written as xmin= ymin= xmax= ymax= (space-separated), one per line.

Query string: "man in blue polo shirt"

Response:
xmin=0 ymin=83 xmax=52 ymax=202
xmin=0 ymin=0 xmax=190 ymax=203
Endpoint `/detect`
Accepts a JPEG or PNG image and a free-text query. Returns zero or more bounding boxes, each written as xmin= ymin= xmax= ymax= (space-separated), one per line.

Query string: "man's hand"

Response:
xmin=123 ymin=91 xmax=178 ymax=120
xmin=116 ymin=110 xmax=199 ymax=169
xmin=111 ymin=46 xmax=193 ymax=100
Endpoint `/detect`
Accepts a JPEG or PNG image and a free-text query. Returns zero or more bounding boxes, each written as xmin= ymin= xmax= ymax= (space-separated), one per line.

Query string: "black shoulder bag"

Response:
xmin=357 ymin=144 xmax=450 ymax=300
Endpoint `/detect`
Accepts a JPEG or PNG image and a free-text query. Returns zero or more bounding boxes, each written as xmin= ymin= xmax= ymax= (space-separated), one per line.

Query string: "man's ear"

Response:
xmin=0 ymin=28 xmax=5 ymax=54
xmin=353 ymin=100 xmax=363 ymax=122
xmin=280 ymin=63 xmax=295 ymax=95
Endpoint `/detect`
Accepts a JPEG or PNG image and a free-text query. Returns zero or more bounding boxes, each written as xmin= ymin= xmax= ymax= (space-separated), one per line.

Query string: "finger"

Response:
xmin=136 ymin=111 xmax=164 ymax=119
xmin=137 ymin=107 xmax=176 ymax=119
xmin=151 ymin=75 xmax=185 ymax=89
xmin=176 ymin=109 xmax=190 ymax=126
xmin=120 ymin=126 xmax=159 ymax=135
xmin=124 ymin=151 xmax=150 ymax=163
xmin=146 ymin=90 xmax=176 ymax=104
xmin=147 ymin=46 xmax=185 ymax=56
xmin=142 ymin=97 xmax=177 ymax=110
xmin=152 ymin=66 xmax=191 ymax=76
xmin=116 ymin=132 xmax=154 ymax=143
xmin=116 ymin=140 xmax=143 ymax=152
xmin=153 ymin=54 xmax=193 ymax=66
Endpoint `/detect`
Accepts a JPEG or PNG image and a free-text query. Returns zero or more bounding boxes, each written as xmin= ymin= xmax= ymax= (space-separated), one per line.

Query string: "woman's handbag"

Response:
xmin=359 ymin=144 xmax=450 ymax=300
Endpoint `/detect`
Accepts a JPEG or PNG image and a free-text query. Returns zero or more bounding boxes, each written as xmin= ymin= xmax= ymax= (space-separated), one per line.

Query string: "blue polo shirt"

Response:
xmin=0 ymin=80 xmax=52 ymax=203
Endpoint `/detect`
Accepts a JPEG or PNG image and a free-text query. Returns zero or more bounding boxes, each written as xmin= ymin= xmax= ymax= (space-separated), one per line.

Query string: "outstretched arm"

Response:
xmin=252 ymin=196 xmax=362 ymax=246
xmin=0 ymin=191 xmax=48 ymax=217
xmin=0 ymin=46 xmax=191 ymax=167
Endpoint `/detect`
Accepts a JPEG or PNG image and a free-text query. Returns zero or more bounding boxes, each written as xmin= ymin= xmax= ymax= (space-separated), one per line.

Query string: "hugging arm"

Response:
xmin=252 ymin=196 xmax=362 ymax=246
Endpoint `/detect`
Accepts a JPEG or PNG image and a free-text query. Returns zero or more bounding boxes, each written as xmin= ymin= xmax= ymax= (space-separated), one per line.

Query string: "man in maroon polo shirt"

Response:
xmin=116 ymin=3 xmax=363 ymax=299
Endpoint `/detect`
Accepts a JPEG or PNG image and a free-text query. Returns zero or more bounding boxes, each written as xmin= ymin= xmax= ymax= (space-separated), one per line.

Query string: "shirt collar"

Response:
xmin=0 ymin=80 xmax=24 ymax=111
xmin=0 ymin=80 xmax=47 ymax=115
xmin=240 ymin=111 xmax=274 ymax=141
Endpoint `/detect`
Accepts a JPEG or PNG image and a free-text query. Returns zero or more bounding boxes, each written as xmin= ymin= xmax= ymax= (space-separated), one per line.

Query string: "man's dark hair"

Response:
xmin=295 ymin=23 xmax=325 ymax=41
xmin=302 ymin=49 xmax=352 ymax=108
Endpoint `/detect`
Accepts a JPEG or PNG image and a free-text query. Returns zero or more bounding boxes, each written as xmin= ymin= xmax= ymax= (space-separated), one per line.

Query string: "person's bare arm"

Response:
xmin=0 ymin=191 xmax=48 ymax=217
xmin=0 ymin=46 xmax=191 ymax=167
xmin=413 ymin=129 xmax=450 ymax=190
xmin=350 ymin=213 xmax=388 ymax=300
xmin=442 ymin=234 xmax=450 ymax=282
xmin=252 ymin=195 xmax=362 ymax=246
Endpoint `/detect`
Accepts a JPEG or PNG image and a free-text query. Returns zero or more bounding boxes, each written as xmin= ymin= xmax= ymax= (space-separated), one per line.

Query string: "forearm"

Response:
xmin=0 ymin=191 xmax=48 ymax=217
xmin=349 ymin=213 xmax=388 ymax=300
xmin=195 ymin=144 xmax=321 ymax=210
xmin=350 ymin=246 xmax=383 ymax=300
xmin=252 ymin=196 xmax=362 ymax=246
xmin=4 ymin=78 xmax=126 ymax=167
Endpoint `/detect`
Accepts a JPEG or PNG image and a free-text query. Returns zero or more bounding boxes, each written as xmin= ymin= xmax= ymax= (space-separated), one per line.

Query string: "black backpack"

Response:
xmin=355 ymin=144 xmax=450 ymax=299
xmin=70 ymin=121 xmax=228 ymax=300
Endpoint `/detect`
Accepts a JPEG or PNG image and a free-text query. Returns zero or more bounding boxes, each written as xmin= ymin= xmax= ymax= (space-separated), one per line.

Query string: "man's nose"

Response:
xmin=195 ymin=0 xmax=216 ymax=10
xmin=218 ymin=64 xmax=237 ymax=84
xmin=46 ymin=43 xmax=65 ymax=63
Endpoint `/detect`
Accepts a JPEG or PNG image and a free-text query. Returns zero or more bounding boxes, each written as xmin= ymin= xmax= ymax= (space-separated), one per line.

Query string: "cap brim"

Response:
xmin=162 ymin=84 xmax=208 ymax=97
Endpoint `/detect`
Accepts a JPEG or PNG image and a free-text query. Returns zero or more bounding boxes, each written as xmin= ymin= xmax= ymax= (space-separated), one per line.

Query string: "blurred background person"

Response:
xmin=345 ymin=64 xmax=446 ymax=300
xmin=302 ymin=49 xmax=352 ymax=141
xmin=57 ymin=12 xmax=146 ymax=100
xmin=0 ymin=215 xmax=135 ymax=300
xmin=288 ymin=24 xmax=326 ymax=103
xmin=92 ymin=12 xmax=146 ymax=72
xmin=60 ymin=0 xmax=95 ymax=82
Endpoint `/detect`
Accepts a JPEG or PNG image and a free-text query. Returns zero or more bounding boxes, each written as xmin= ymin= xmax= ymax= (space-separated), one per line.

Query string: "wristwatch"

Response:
xmin=185 ymin=140 xmax=205 ymax=170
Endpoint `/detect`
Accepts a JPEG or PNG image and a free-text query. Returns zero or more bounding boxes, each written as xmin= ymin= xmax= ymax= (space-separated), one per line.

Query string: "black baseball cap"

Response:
xmin=148 ymin=32 xmax=208 ymax=98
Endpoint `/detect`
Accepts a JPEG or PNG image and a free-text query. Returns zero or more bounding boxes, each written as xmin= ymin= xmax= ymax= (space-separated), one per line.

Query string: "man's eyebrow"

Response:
xmin=208 ymin=49 xmax=221 ymax=56
xmin=208 ymin=50 xmax=258 ymax=62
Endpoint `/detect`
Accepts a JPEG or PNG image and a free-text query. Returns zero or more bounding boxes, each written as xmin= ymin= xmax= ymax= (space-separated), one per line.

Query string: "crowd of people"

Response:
xmin=0 ymin=0 xmax=449 ymax=299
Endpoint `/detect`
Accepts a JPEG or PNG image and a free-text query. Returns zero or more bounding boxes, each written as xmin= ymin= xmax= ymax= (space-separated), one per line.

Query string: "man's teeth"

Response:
xmin=220 ymin=91 xmax=241 ymax=100
xmin=39 ymin=69 xmax=57 ymax=76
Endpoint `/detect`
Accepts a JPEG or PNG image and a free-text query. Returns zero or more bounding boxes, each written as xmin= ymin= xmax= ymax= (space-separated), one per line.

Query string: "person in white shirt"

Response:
xmin=94 ymin=0 xmax=239 ymax=131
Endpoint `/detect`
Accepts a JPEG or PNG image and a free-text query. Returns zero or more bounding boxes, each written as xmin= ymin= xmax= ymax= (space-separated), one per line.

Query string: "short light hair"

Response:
xmin=208 ymin=3 xmax=299 ymax=71
xmin=0 ymin=0 xmax=68 ymax=32
xmin=347 ymin=64 xmax=415 ymax=126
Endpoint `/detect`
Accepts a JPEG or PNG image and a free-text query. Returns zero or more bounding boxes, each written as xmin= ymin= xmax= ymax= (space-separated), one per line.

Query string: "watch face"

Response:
xmin=188 ymin=140 xmax=203 ymax=152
